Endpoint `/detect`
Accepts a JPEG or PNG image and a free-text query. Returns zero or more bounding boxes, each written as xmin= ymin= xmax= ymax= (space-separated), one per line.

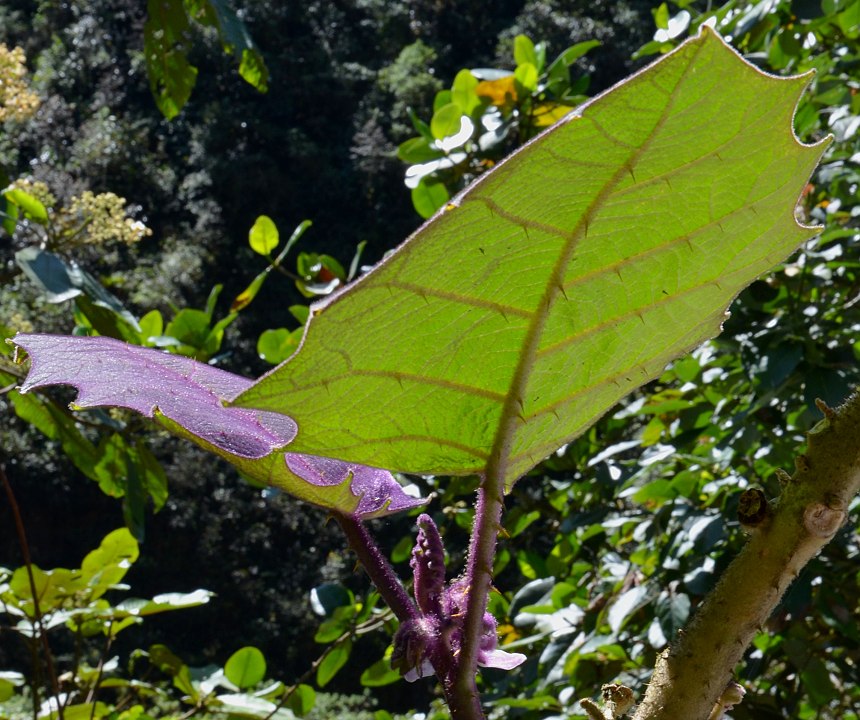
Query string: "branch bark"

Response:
xmin=633 ymin=393 xmax=860 ymax=719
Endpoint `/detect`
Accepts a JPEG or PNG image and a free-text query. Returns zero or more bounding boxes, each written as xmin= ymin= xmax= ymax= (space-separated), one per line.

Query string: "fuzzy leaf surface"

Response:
xmin=235 ymin=28 xmax=827 ymax=488
xmin=14 ymin=335 xmax=422 ymax=518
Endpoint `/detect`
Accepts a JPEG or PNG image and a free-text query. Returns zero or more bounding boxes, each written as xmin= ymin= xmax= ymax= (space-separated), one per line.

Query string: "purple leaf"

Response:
xmin=283 ymin=454 xmax=425 ymax=516
xmin=13 ymin=334 xmax=424 ymax=519
xmin=16 ymin=333 xmax=295 ymax=457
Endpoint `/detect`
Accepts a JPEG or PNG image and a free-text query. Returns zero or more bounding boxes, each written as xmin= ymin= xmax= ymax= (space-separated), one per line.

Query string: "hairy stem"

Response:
xmin=334 ymin=513 xmax=418 ymax=623
xmin=446 ymin=481 xmax=505 ymax=720
xmin=633 ymin=393 xmax=860 ymax=720
xmin=0 ymin=463 xmax=64 ymax=720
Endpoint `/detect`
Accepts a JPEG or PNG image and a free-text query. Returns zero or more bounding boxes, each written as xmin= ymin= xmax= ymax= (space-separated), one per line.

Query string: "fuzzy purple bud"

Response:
xmin=395 ymin=521 xmax=527 ymax=682
xmin=391 ymin=616 xmax=438 ymax=680
xmin=411 ymin=514 xmax=446 ymax=616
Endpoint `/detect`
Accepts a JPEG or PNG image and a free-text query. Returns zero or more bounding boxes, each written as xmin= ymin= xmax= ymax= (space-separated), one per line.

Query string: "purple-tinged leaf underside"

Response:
xmin=13 ymin=334 xmax=423 ymax=519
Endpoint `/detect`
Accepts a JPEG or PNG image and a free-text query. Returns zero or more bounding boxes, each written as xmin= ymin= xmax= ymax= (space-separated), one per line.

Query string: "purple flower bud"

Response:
xmin=391 ymin=616 xmax=437 ymax=681
xmin=396 ymin=523 xmax=527 ymax=682
xmin=411 ymin=514 xmax=446 ymax=616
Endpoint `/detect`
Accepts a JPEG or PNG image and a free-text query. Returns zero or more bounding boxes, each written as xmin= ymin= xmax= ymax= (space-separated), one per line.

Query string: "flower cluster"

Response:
xmin=65 ymin=191 xmax=152 ymax=246
xmin=7 ymin=178 xmax=56 ymax=209
xmin=0 ymin=44 xmax=40 ymax=122
xmin=392 ymin=514 xmax=525 ymax=681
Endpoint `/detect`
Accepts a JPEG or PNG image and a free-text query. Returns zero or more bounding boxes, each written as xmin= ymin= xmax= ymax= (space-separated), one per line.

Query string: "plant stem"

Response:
xmin=633 ymin=393 xmax=860 ymax=719
xmin=334 ymin=513 xmax=418 ymax=623
xmin=86 ymin=623 xmax=114 ymax=717
xmin=445 ymin=482 xmax=505 ymax=720
xmin=0 ymin=463 xmax=64 ymax=720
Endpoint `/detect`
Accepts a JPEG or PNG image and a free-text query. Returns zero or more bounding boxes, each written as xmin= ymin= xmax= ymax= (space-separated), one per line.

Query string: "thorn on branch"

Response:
xmin=581 ymin=698 xmax=607 ymax=720
xmin=603 ymin=684 xmax=635 ymax=716
xmin=814 ymin=397 xmax=835 ymax=421
xmin=707 ymin=680 xmax=746 ymax=720
xmin=580 ymin=684 xmax=635 ymax=719
xmin=774 ymin=468 xmax=793 ymax=487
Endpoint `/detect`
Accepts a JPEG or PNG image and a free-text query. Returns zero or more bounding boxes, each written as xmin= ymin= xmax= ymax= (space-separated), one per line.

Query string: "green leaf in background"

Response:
xmin=8 ymin=389 xmax=100 ymax=479
xmin=139 ymin=309 xmax=164 ymax=341
xmin=548 ymin=40 xmax=602 ymax=71
xmin=513 ymin=35 xmax=539 ymax=70
xmin=225 ymin=646 xmax=267 ymax=689
xmin=234 ymin=29 xmax=827 ymax=490
xmin=149 ymin=644 xmax=198 ymax=700
xmin=514 ymin=62 xmax=538 ymax=94
xmin=164 ymin=308 xmax=211 ymax=349
xmin=653 ymin=2 xmax=671 ymax=29
xmin=80 ymin=527 xmax=139 ymax=597
xmin=316 ymin=639 xmax=351 ymax=687
xmin=249 ymin=215 xmax=279 ymax=255
xmin=144 ymin=0 xmax=198 ymax=120
xmin=0 ymin=672 xmax=24 ymax=703
xmin=257 ymin=327 xmax=301 ymax=365
xmin=238 ymin=48 xmax=268 ymax=90
xmin=360 ymin=649 xmax=401 ymax=687
xmin=285 ymin=684 xmax=315 ymax=717
xmin=3 ymin=188 xmax=48 ymax=223
xmin=451 ymin=69 xmax=481 ymax=115
xmin=430 ymin=102 xmax=464 ymax=140
xmin=2 ymin=195 xmax=19 ymax=235
xmin=233 ymin=270 xmax=269 ymax=312
xmin=187 ymin=0 xmax=270 ymax=92
xmin=115 ymin=589 xmax=212 ymax=616
xmin=398 ymin=136 xmax=444 ymax=164
xmin=411 ymin=180 xmax=449 ymax=219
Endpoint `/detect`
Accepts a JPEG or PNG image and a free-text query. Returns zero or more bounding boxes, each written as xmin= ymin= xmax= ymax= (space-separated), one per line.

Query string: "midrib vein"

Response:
xmin=484 ymin=40 xmax=705 ymax=488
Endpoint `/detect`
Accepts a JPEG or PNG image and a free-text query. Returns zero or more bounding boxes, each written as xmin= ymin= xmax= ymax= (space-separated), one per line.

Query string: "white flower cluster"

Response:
xmin=66 ymin=191 xmax=153 ymax=246
xmin=0 ymin=44 xmax=39 ymax=122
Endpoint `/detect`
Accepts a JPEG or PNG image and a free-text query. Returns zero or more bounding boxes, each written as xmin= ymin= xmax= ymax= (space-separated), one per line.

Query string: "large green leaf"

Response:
xmin=233 ymin=28 xmax=827 ymax=489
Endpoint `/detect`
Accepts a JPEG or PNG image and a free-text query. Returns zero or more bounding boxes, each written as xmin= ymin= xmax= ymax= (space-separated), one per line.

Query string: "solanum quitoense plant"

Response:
xmin=13 ymin=27 xmax=834 ymax=720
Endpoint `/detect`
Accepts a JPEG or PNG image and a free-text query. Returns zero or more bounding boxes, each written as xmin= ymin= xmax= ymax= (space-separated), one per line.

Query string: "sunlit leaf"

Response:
xmin=234 ymin=29 xmax=827 ymax=490
xmin=257 ymin=327 xmax=300 ymax=365
xmin=398 ymin=137 xmax=444 ymax=164
xmin=513 ymin=35 xmax=538 ymax=70
xmin=225 ymin=647 xmax=267 ymax=689
xmin=548 ymin=40 xmax=602 ymax=70
xmin=608 ymin=585 xmax=650 ymax=633
xmin=452 ymin=69 xmax=481 ymax=115
xmin=514 ymin=62 xmax=538 ymax=94
xmin=80 ymin=527 xmax=140 ymax=596
xmin=3 ymin=188 xmax=48 ymax=223
xmin=139 ymin=309 xmax=164 ymax=340
xmin=249 ymin=215 xmax=279 ymax=255
xmin=431 ymin=102 xmax=464 ymax=140
xmin=116 ymin=589 xmax=213 ymax=616
xmin=412 ymin=180 xmax=449 ymax=219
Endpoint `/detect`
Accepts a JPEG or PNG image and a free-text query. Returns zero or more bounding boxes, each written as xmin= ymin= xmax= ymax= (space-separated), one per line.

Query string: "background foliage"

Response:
xmin=0 ymin=1 xmax=858 ymax=719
